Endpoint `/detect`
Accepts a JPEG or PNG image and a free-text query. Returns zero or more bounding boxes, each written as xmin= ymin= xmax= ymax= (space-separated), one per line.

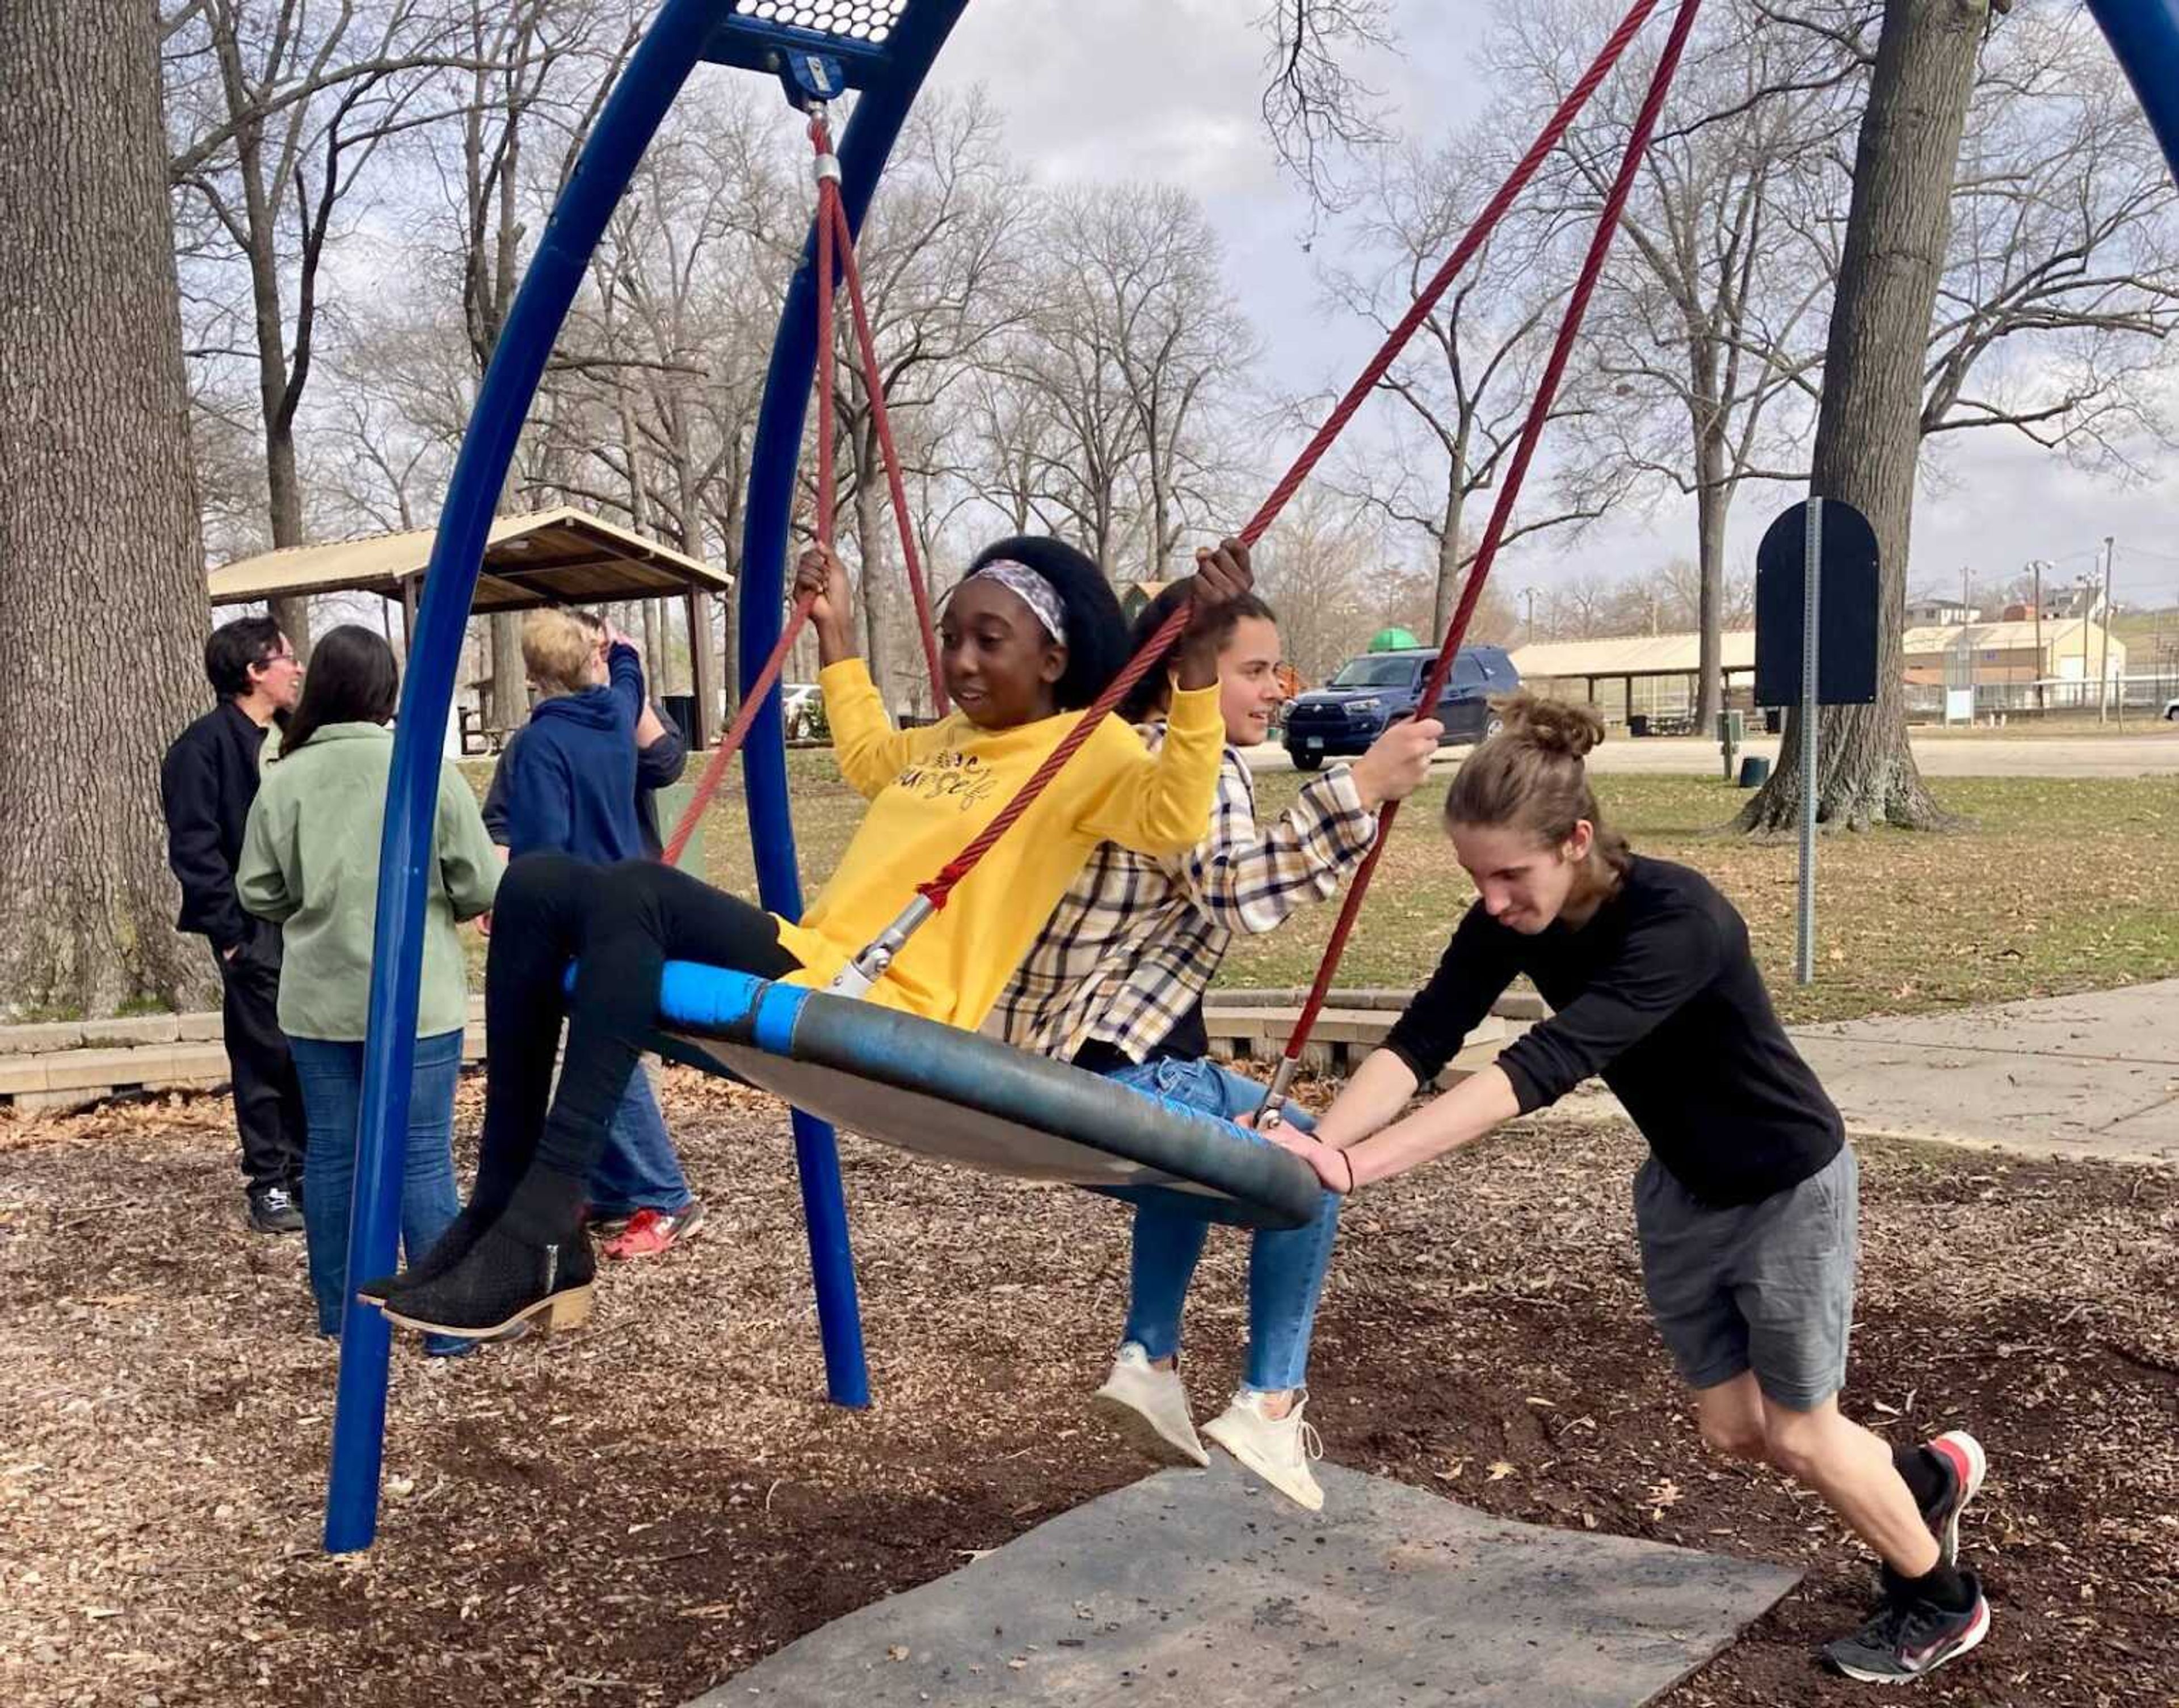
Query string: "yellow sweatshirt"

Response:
xmin=773 ymin=659 xmax=1224 ymax=1028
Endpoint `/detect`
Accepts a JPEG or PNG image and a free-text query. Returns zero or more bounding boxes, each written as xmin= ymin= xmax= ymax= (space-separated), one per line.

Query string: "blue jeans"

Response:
xmin=584 ymin=1065 xmax=693 ymax=1219
xmin=1105 ymin=1058 xmax=1341 ymax=1393
xmin=291 ymin=1032 xmax=469 ymax=1358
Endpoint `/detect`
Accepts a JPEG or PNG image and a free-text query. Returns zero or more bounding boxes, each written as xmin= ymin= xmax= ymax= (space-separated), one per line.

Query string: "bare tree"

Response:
xmin=1920 ymin=6 xmax=2179 ymax=463
xmin=1009 ymin=182 xmax=1257 ymax=582
xmin=431 ymin=0 xmax=641 ymax=731
xmin=166 ymin=0 xmax=464 ymax=654
xmin=1323 ymin=131 xmax=1614 ymax=644
xmin=1251 ymin=490 xmax=1382 ymax=682
xmin=1256 ymin=0 xmax=1395 ymax=210
xmin=3 ymin=0 xmax=213 ymax=1015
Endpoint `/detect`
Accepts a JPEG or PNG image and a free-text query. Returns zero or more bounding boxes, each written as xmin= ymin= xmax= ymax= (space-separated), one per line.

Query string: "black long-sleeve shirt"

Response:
xmin=159 ymin=700 xmax=274 ymax=954
xmin=1383 ymin=855 xmax=1843 ymax=1205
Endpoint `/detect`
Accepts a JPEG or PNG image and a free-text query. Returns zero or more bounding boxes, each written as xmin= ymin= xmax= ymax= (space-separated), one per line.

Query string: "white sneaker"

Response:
xmin=1091 ymin=1344 xmax=1209 ymax=1467
xmin=1202 ymin=1389 xmax=1325 ymax=1512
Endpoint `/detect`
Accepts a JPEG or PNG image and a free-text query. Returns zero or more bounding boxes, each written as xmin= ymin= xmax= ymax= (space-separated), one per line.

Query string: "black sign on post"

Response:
xmin=1754 ymin=499 xmax=1880 ymax=707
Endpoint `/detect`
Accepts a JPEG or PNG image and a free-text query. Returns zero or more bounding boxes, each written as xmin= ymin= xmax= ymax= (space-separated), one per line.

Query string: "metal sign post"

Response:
xmin=1795 ymin=498 xmax=1822 ymax=985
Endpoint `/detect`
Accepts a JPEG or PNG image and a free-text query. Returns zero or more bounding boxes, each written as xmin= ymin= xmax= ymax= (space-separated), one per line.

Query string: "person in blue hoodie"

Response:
xmin=491 ymin=608 xmax=706 ymax=1261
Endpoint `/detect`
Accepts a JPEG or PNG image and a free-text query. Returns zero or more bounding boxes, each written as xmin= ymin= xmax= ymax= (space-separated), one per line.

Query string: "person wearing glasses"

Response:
xmin=161 ymin=616 xmax=309 ymax=1234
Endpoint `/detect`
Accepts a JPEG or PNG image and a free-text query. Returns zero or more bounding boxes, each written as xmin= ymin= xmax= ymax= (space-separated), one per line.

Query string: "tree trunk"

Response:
xmin=1739 ymin=0 xmax=1981 ymax=835
xmin=641 ymin=599 xmax=666 ymax=692
xmin=487 ymin=612 xmax=528 ymax=733
xmin=0 ymin=0 xmax=215 ymax=1017
xmin=1432 ymin=481 xmax=1467 ymax=642
xmin=264 ymin=407 xmax=312 ymax=651
xmin=1693 ymin=441 xmax=1728 ymax=730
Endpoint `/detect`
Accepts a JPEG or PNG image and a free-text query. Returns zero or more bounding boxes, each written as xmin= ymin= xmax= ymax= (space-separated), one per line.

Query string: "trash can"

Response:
xmin=662 ymin=693 xmax=698 ymax=746
xmin=1628 ymin=714 xmax=1650 ymax=738
xmin=1763 ymin=706 xmax=1783 ymax=735
xmin=1738 ymin=755 xmax=1771 ymax=788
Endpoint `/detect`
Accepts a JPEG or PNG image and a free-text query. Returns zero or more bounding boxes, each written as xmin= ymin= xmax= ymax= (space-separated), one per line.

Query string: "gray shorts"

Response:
xmin=1633 ymin=1146 xmax=1859 ymax=1411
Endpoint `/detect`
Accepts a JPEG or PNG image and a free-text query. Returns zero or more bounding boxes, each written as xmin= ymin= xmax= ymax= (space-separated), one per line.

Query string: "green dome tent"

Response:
xmin=1367 ymin=626 xmax=1420 ymax=653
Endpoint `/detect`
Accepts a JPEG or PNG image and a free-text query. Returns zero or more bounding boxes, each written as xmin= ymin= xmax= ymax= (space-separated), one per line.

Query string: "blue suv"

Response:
xmin=1282 ymin=645 xmax=1521 ymax=771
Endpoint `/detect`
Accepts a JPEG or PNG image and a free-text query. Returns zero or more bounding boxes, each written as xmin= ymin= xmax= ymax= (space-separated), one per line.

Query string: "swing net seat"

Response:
xmin=651 ymin=963 xmax=1323 ymax=1229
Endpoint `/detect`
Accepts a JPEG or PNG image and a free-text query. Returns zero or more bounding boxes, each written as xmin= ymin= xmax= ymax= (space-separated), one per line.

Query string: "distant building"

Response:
xmin=1902 ymin=617 xmax=2128 ymax=716
xmin=1509 ymin=630 xmax=1757 ymax=727
xmin=1904 ymin=597 xmax=1976 ymax=625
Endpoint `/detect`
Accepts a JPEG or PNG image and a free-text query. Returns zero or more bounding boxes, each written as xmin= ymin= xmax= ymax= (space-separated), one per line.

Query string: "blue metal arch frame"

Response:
xmin=325 ymin=0 xmax=964 ymax=1553
xmin=324 ymin=0 xmax=2179 ymax=1555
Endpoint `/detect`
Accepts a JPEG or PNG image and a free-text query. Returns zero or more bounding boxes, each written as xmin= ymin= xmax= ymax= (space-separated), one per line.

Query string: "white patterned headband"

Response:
xmin=960 ymin=559 xmax=1068 ymax=647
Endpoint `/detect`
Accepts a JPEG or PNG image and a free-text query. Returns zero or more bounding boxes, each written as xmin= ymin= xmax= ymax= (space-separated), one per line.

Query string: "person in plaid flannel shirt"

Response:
xmin=991 ymin=583 xmax=1441 ymax=1510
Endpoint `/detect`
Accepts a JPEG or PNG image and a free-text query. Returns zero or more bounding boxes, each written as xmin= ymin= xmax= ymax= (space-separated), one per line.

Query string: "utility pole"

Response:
xmin=2030 ymin=559 xmax=2046 ymax=714
xmin=2101 ymin=535 xmax=2116 ymax=725
xmin=1523 ymin=586 xmax=1538 ymax=641
xmin=1961 ymin=565 xmax=1971 ymax=613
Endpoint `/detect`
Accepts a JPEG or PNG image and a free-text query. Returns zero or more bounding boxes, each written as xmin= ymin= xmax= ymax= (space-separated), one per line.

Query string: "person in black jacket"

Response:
xmin=161 ymin=616 xmax=309 ymax=1233
xmin=1272 ymin=693 xmax=1992 ymax=1688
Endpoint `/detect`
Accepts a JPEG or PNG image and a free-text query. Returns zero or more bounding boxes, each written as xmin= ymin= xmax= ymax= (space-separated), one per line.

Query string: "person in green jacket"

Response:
xmin=239 ymin=625 xmax=500 ymax=1357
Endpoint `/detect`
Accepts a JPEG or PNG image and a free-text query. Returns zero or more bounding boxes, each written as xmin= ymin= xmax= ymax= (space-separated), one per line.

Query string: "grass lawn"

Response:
xmin=626 ymin=752 xmax=2179 ymax=1026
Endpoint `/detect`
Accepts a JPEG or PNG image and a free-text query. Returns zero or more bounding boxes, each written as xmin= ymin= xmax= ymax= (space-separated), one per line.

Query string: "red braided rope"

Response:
xmin=907 ymin=0 xmax=1666 ymax=914
xmin=1277 ymin=0 xmax=1706 ymax=1071
xmin=814 ymin=132 xmax=838 ymax=552
xmin=830 ymin=192 xmax=948 ymax=716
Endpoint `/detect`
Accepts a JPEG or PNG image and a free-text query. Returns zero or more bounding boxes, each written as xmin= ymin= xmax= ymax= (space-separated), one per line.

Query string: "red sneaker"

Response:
xmin=601 ymin=1201 xmax=707 ymax=1261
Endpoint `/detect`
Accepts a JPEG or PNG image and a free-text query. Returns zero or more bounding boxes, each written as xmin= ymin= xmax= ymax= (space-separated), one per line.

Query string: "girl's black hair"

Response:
xmin=1117 ymin=581 xmax=1278 ymax=723
xmin=966 ymin=536 xmax=1130 ymax=712
xmin=277 ymin=624 xmax=399 ymax=760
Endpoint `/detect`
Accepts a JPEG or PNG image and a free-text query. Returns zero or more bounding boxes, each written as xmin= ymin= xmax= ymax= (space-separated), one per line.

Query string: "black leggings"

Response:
xmin=480 ymin=853 xmax=802 ymax=1193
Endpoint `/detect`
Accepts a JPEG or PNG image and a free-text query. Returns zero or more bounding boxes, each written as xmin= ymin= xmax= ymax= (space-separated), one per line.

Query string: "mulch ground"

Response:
xmin=2 ymin=1070 xmax=2176 ymax=1708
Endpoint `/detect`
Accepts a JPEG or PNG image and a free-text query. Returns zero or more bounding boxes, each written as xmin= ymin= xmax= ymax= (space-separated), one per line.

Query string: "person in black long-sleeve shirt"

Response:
xmin=159 ymin=617 xmax=309 ymax=1233
xmin=1274 ymin=695 xmax=1991 ymax=1687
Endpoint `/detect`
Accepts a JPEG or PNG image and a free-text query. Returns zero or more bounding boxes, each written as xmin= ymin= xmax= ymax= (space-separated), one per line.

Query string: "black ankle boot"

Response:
xmin=380 ymin=1167 xmax=593 ymax=1340
xmin=355 ymin=1194 xmax=510 ymax=1306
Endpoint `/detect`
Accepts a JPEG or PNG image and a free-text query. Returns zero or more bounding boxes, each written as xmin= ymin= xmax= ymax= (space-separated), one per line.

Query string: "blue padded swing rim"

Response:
xmin=652 ymin=961 xmax=1324 ymax=1230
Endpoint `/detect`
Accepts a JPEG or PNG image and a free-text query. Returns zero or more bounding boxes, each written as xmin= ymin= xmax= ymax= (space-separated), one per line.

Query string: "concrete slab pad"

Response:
xmin=691 ymin=1462 xmax=1798 ymax=1708
xmin=1792 ymin=982 xmax=2179 ymax=1164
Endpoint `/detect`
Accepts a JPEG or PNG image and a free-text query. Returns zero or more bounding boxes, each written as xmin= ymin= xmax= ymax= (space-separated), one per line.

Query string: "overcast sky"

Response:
xmin=909 ymin=0 xmax=2179 ymax=613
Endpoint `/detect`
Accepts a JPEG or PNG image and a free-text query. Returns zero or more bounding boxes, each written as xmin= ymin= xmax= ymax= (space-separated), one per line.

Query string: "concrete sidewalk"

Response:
xmin=1788 ymin=981 xmax=2179 ymax=1164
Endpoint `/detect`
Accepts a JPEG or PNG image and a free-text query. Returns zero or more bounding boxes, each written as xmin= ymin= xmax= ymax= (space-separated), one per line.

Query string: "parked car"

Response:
xmin=1282 ymin=645 xmax=1521 ymax=770
xmin=2164 ymin=696 xmax=2179 ymax=722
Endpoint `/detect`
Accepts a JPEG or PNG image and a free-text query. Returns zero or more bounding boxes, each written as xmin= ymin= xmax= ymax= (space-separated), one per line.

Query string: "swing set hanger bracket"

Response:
xmin=772 ymin=48 xmax=847 ymax=109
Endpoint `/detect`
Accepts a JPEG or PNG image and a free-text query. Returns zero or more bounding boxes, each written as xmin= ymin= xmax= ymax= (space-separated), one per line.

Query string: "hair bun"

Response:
xmin=1492 ymin=691 xmax=1604 ymax=760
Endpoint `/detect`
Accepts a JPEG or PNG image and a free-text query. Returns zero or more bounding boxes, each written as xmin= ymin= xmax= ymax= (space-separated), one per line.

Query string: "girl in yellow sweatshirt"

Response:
xmin=374 ymin=533 xmax=1252 ymax=1339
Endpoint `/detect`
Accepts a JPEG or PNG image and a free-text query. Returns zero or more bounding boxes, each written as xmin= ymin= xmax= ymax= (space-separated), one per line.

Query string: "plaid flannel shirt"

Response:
xmin=990 ymin=727 xmax=1379 ymax=1065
